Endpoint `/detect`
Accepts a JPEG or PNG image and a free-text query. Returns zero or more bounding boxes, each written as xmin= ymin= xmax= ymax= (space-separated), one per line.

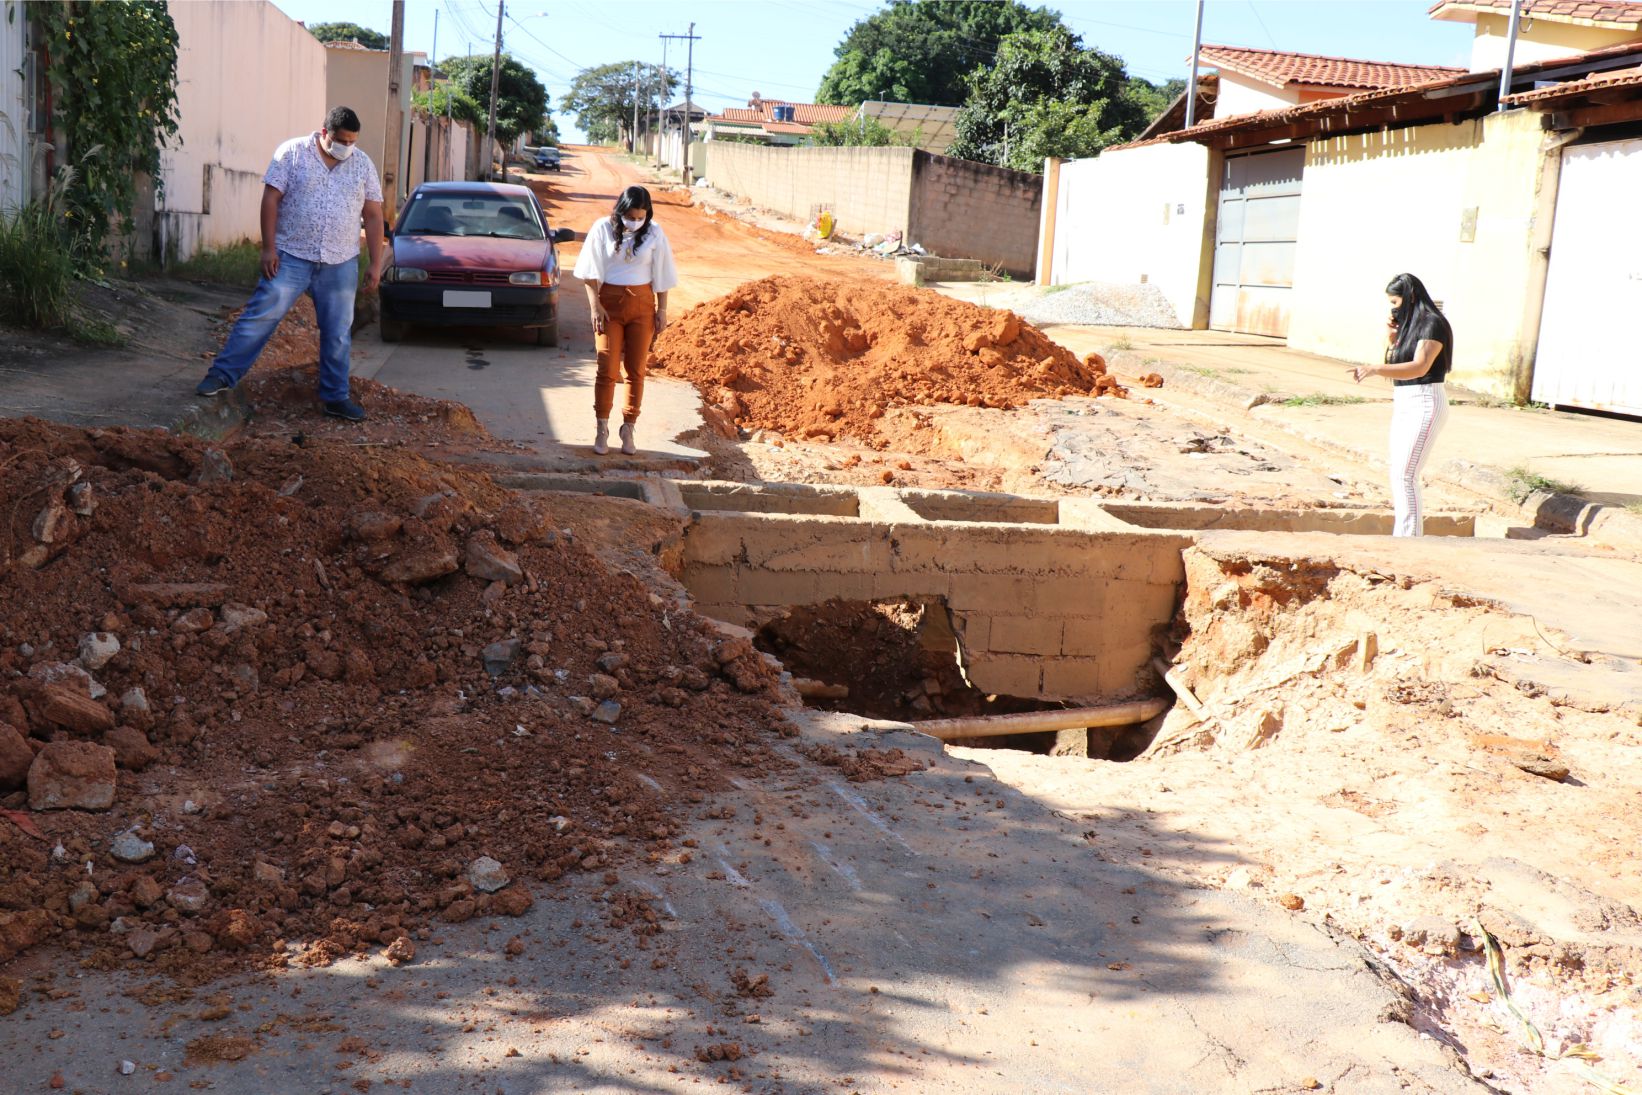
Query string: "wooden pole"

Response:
xmin=912 ymin=698 xmax=1169 ymax=742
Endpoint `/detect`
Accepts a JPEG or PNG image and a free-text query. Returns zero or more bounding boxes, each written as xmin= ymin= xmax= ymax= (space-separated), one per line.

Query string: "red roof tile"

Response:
xmin=1501 ymin=63 xmax=1642 ymax=101
xmin=1429 ymin=0 xmax=1642 ymax=29
xmin=1199 ymin=45 xmax=1466 ymax=91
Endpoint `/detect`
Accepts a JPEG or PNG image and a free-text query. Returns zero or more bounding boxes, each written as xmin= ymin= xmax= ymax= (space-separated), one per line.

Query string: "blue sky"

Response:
xmin=270 ymin=1 xmax=1478 ymax=142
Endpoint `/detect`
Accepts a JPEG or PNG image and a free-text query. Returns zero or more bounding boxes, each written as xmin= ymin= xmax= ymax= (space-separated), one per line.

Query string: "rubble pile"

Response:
xmin=650 ymin=275 xmax=1126 ymax=443
xmin=0 ymin=418 xmax=785 ymax=982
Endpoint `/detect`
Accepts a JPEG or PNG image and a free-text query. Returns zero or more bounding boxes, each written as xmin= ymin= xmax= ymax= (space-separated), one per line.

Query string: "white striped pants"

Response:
xmin=1389 ymin=382 xmax=1449 ymax=537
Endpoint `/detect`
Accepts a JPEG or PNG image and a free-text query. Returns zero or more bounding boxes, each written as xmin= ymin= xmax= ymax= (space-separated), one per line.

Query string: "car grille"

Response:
xmin=426 ymin=270 xmax=515 ymax=285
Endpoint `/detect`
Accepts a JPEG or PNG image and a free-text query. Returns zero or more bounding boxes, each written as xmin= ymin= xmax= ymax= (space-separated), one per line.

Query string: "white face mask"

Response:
xmin=322 ymin=134 xmax=356 ymax=162
xmin=621 ymin=217 xmax=646 ymax=233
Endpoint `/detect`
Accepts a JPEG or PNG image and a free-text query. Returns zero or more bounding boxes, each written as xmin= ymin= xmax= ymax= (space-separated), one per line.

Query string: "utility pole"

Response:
xmin=632 ymin=61 xmax=641 ymax=154
xmin=1184 ymin=0 xmax=1205 ymax=129
xmin=423 ymin=8 xmax=437 ymax=185
xmin=655 ymin=37 xmax=669 ymax=168
xmin=383 ymin=0 xmax=405 ymax=221
xmin=660 ymin=25 xmax=700 ymax=183
xmin=486 ymin=0 xmax=504 ymax=180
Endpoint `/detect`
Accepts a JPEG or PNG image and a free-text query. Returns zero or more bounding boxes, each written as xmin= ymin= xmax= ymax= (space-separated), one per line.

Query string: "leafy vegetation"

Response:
xmin=306 ymin=21 xmax=389 ymax=49
xmin=31 ymin=1 xmax=181 ymax=264
xmin=439 ymin=54 xmax=551 ymax=145
xmin=0 ymin=168 xmax=80 ymax=328
xmin=1504 ymin=466 xmax=1583 ymax=503
xmin=807 ymin=115 xmax=919 ymax=148
xmin=564 ymin=62 xmax=677 ymax=145
xmin=1279 ymin=394 xmax=1369 ymax=407
xmin=168 ymin=240 xmax=264 ymax=288
xmin=816 ymin=0 xmax=1063 ymax=107
xmin=412 ymin=83 xmax=485 ymax=129
xmin=949 ymin=27 xmax=1153 ymax=170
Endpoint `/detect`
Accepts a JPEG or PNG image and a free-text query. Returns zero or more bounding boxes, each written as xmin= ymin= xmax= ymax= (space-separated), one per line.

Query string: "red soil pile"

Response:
xmin=650 ymin=275 xmax=1126 ymax=442
xmin=0 ymin=418 xmax=785 ymax=982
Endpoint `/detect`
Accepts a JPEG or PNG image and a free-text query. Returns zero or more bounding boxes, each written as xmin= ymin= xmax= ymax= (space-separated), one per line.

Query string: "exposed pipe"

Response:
xmin=1184 ymin=0 xmax=1206 ymax=129
xmin=1498 ymin=0 xmax=1525 ymax=110
xmin=913 ymin=698 xmax=1169 ymax=742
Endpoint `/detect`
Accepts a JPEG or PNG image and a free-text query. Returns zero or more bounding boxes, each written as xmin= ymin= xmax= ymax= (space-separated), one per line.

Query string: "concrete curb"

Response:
xmin=1133 ymin=355 xmax=1642 ymax=553
xmin=168 ymin=390 xmax=250 ymax=442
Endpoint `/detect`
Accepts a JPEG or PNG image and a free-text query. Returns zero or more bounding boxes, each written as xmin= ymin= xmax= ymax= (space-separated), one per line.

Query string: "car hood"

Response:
xmin=391 ymin=234 xmax=550 ymax=271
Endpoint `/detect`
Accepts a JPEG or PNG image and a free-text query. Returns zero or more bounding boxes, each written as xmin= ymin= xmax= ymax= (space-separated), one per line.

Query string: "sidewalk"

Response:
xmin=930 ymin=285 xmax=1642 ymax=548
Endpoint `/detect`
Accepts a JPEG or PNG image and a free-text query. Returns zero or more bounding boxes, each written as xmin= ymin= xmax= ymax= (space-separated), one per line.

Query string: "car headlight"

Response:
xmin=390 ymin=267 xmax=428 ymax=283
xmin=509 ymin=272 xmax=544 ymax=286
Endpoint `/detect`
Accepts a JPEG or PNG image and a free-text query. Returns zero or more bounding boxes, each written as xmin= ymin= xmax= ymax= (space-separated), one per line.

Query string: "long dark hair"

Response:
xmin=611 ymin=186 xmax=654 ymax=252
xmin=1386 ymin=272 xmax=1451 ymax=365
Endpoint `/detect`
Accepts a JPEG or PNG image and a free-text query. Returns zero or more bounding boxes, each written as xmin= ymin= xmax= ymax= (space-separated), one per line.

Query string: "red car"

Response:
xmin=380 ymin=181 xmax=575 ymax=346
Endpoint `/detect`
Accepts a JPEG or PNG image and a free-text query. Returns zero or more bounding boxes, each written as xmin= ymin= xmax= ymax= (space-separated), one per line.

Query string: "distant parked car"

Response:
xmin=534 ymin=146 xmax=561 ymax=171
xmin=380 ymin=182 xmax=575 ymax=346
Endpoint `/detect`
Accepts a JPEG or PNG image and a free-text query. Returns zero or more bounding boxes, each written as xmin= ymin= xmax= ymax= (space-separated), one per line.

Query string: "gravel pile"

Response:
xmin=1018 ymin=281 xmax=1183 ymax=329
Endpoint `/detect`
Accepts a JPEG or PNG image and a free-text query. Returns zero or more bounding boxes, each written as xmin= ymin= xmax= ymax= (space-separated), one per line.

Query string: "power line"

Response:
xmin=1246 ymin=0 xmax=1279 ymax=50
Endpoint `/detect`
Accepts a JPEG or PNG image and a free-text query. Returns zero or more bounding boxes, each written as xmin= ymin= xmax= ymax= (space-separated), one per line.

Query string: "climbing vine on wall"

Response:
xmin=32 ymin=0 xmax=181 ymax=256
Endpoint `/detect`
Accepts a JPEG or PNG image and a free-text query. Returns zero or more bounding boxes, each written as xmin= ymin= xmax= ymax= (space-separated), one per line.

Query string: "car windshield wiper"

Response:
xmin=404 ymin=228 xmax=459 ymax=236
xmin=475 ymin=231 xmax=542 ymax=239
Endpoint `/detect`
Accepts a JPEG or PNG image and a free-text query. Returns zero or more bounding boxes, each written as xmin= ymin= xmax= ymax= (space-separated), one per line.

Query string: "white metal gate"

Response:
xmin=0 ymin=1 xmax=33 ymax=214
xmin=1533 ymin=137 xmax=1642 ymax=416
xmin=1211 ymin=146 xmax=1305 ymax=338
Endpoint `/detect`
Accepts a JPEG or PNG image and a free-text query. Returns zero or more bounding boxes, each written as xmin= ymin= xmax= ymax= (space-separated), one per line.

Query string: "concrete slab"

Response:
xmin=0 ymin=712 xmax=1482 ymax=1093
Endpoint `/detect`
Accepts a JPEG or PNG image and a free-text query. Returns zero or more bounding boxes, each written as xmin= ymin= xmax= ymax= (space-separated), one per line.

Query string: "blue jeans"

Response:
xmin=207 ymin=250 xmax=358 ymax=403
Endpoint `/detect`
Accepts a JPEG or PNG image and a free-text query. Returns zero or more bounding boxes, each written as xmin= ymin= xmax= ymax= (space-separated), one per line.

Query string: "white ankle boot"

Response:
xmin=593 ymin=419 xmax=610 ymax=455
xmin=619 ymin=422 xmax=637 ymax=455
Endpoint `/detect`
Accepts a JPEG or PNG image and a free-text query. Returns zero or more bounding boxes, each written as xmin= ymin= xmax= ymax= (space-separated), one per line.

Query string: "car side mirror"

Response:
xmin=552 ymin=227 xmax=575 ymax=244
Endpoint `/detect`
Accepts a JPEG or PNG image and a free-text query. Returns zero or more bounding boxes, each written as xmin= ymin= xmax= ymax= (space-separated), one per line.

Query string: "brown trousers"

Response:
xmin=594 ymin=284 xmax=655 ymax=423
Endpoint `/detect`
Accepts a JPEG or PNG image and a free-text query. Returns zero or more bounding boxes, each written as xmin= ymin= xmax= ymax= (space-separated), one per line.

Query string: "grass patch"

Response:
xmin=0 ymin=199 xmax=78 ymax=329
xmin=1107 ymin=337 xmax=1133 ymax=352
xmin=73 ymin=316 xmax=126 ymax=347
xmin=1504 ymin=465 xmax=1583 ymax=503
xmin=1042 ymin=283 xmax=1073 ymax=295
xmin=1279 ymin=394 xmax=1369 ymax=407
xmin=1625 ymin=500 xmax=1642 ymax=516
xmin=169 ymin=240 xmax=263 ymax=287
xmin=1179 ymin=364 xmax=1252 ymax=382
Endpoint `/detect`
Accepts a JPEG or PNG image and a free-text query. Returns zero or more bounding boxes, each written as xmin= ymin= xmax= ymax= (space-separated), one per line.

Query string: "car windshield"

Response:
xmin=398 ymin=193 xmax=544 ymax=240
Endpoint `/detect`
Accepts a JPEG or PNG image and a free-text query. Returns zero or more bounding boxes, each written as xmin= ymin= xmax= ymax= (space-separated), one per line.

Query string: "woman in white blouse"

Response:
xmin=572 ymin=185 xmax=680 ymax=455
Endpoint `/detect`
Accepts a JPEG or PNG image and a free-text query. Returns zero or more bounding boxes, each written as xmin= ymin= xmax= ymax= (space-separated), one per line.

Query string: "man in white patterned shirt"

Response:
xmin=195 ymin=106 xmax=388 ymax=421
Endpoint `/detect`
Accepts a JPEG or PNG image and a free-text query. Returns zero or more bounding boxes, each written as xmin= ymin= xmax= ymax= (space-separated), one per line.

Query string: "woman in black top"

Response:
xmin=1347 ymin=272 xmax=1452 ymax=537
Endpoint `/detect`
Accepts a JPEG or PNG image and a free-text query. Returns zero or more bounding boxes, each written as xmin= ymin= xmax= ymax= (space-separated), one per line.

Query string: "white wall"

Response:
xmin=0 ymin=1 xmax=31 ymax=213
xmin=159 ymin=1 xmax=326 ymax=260
xmin=1046 ymin=142 xmax=1212 ymax=327
xmin=1211 ymin=73 xmax=1297 ymax=119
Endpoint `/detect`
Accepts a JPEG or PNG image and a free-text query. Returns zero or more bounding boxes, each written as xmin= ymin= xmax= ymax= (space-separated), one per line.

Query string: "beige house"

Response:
xmin=1430 ymin=0 xmax=1642 ymax=69
xmin=1199 ymin=44 xmax=1463 ymax=117
xmin=701 ymin=93 xmax=960 ymax=154
xmin=322 ymin=40 xmax=413 ymax=207
xmin=1037 ymin=6 xmax=1642 ymax=413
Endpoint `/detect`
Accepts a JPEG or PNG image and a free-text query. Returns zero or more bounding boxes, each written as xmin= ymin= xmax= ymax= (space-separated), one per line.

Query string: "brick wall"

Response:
xmin=907 ymin=152 xmax=1042 ymax=278
xmin=702 ymin=143 xmax=916 ymax=239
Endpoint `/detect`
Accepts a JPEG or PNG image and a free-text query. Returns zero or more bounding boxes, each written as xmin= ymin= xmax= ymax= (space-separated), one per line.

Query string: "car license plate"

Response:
xmin=442 ymin=290 xmax=492 ymax=308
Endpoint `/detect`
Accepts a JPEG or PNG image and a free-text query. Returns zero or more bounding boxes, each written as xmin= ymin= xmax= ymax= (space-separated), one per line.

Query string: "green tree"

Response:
xmin=1123 ymin=76 xmax=1187 ymax=129
xmin=412 ymin=82 xmax=484 ymax=129
xmin=306 ymin=21 xmax=389 ymax=50
xmin=439 ymin=54 xmax=550 ymax=145
xmin=947 ymin=27 xmax=1146 ymax=171
xmin=305 ymin=21 xmax=387 ymax=49
xmin=806 ymin=115 xmax=918 ymax=148
xmin=816 ymin=0 xmax=1065 ymax=107
xmin=564 ymin=62 xmax=677 ymax=146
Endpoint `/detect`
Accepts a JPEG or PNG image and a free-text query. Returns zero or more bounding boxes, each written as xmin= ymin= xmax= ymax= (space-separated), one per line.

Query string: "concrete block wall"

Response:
xmin=703 ymin=142 xmax=916 ymax=239
xmin=675 ymin=483 xmax=1190 ymax=702
xmin=908 ymin=152 xmax=1042 ymax=278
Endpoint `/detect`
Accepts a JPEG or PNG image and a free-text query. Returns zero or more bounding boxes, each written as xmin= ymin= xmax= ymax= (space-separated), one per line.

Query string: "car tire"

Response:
xmin=380 ymin=318 xmax=406 ymax=343
xmin=535 ymin=320 xmax=559 ymax=348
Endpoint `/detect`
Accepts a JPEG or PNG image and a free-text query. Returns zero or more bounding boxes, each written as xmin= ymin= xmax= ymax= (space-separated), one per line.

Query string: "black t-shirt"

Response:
xmin=1392 ymin=311 xmax=1452 ymax=386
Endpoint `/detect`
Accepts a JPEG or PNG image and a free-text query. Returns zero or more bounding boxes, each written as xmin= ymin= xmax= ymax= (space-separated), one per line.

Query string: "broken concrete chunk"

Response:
xmin=1401 ymin=915 xmax=1460 ymax=956
xmin=1513 ymin=756 xmax=1570 ymax=783
xmin=167 ymin=878 xmax=210 ymax=914
xmin=466 ymin=856 xmax=510 ymax=894
xmin=28 ymin=741 xmax=117 ymax=811
xmin=66 ymin=480 xmax=96 ymax=516
xmin=465 ymin=531 xmax=523 ymax=586
xmin=481 ymin=639 xmax=521 ymax=676
xmin=192 ymin=447 xmax=234 ymax=484
xmin=77 ymin=632 xmax=120 ymax=671
xmin=110 ymin=830 xmax=156 ymax=863
xmin=591 ymin=700 xmax=622 ymax=724
xmin=218 ymin=604 xmax=269 ymax=632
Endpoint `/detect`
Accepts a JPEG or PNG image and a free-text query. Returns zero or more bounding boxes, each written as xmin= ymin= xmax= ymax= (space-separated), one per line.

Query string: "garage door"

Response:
xmin=1210 ymin=147 xmax=1305 ymax=338
xmin=1532 ymin=137 xmax=1642 ymax=416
